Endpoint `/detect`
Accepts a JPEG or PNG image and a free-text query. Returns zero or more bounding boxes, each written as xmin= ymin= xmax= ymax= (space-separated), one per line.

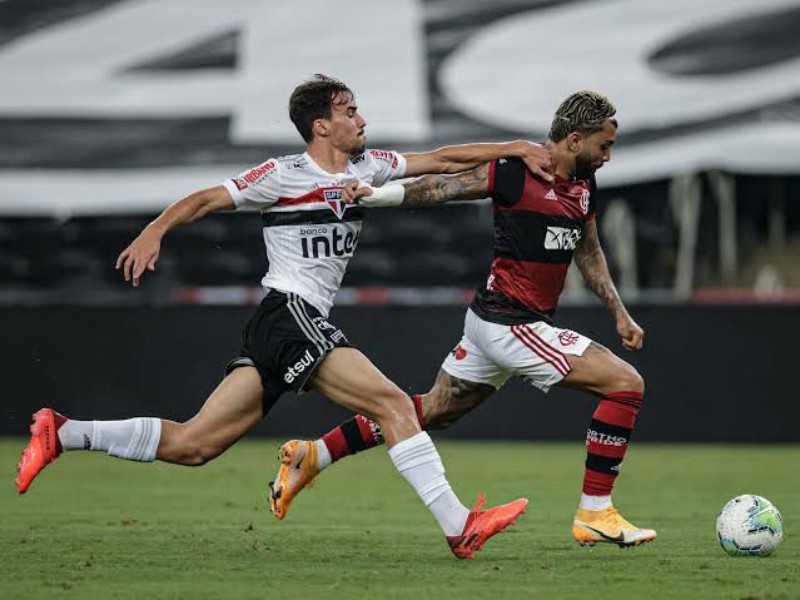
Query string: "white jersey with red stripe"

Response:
xmin=222 ymin=149 xmax=406 ymax=315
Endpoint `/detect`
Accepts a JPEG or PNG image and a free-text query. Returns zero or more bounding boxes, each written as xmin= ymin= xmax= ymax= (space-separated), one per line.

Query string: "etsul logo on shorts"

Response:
xmin=283 ymin=349 xmax=315 ymax=384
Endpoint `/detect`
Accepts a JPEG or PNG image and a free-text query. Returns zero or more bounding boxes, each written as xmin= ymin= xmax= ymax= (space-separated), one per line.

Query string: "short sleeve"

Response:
xmin=222 ymin=158 xmax=282 ymax=210
xmin=488 ymin=157 xmax=526 ymax=207
xmin=586 ymin=176 xmax=598 ymax=220
xmin=366 ymin=149 xmax=407 ymax=187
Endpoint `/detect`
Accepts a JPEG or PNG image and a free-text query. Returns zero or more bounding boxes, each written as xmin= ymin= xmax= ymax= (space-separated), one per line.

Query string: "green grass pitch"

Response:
xmin=1 ymin=439 xmax=798 ymax=599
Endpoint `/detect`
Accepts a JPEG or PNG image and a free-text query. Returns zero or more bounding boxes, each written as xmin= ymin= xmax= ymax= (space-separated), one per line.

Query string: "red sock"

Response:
xmin=321 ymin=395 xmax=425 ymax=463
xmin=582 ymin=391 xmax=643 ymax=497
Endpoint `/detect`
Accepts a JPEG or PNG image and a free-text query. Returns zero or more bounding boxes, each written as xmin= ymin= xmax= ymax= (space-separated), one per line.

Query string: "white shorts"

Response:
xmin=441 ymin=308 xmax=593 ymax=393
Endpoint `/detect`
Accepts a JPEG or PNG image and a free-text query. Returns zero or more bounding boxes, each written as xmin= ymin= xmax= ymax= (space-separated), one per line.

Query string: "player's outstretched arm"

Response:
xmin=346 ymin=163 xmax=490 ymax=208
xmin=573 ymin=219 xmax=645 ymax=350
xmin=403 ymin=140 xmax=553 ymax=182
xmin=116 ymin=185 xmax=235 ymax=287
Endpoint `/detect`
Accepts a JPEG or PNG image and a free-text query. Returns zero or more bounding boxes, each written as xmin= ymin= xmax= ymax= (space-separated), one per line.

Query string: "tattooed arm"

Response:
xmin=345 ymin=163 xmax=490 ymax=208
xmin=401 ymin=163 xmax=490 ymax=208
xmin=574 ymin=219 xmax=645 ymax=350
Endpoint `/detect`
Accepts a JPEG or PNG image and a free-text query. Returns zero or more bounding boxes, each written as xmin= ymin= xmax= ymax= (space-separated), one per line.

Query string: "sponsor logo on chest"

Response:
xmin=544 ymin=226 xmax=581 ymax=250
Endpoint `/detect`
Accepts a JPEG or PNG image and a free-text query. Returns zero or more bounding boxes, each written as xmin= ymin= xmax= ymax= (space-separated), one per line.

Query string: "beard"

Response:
xmin=574 ymin=151 xmax=597 ymax=180
xmin=348 ymin=134 xmax=367 ymax=157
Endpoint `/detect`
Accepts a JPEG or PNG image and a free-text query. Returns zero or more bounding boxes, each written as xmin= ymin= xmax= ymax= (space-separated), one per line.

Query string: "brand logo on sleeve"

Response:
xmin=234 ymin=160 xmax=276 ymax=190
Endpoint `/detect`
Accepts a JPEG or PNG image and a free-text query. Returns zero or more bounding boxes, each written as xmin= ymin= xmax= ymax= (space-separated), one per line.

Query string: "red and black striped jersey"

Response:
xmin=470 ymin=157 xmax=596 ymax=325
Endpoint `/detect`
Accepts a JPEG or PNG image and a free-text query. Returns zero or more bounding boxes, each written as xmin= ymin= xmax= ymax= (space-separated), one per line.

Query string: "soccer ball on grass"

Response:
xmin=716 ymin=495 xmax=783 ymax=556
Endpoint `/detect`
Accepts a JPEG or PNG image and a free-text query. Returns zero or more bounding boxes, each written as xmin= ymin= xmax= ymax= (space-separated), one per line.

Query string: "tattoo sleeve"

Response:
xmin=401 ymin=163 xmax=490 ymax=208
xmin=573 ymin=219 xmax=627 ymax=320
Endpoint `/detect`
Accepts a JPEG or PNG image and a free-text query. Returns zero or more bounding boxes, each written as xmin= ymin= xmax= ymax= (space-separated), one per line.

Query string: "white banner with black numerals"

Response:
xmin=0 ymin=0 xmax=798 ymax=215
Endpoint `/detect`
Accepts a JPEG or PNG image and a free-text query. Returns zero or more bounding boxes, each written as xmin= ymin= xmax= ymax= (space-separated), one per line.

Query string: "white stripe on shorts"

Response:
xmin=286 ymin=293 xmax=331 ymax=357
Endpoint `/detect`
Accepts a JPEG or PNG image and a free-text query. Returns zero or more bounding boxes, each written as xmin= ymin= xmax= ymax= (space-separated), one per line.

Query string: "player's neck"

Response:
xmin=306 ymin=142 xmax=351 ymax=175
xmin=545 ymin=140 xmax=576 ymax=181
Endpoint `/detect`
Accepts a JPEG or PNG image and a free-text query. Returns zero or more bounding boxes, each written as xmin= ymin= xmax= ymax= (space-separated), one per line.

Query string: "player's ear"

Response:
xmin=313 ymin=118 xmax=330 ymax=138
xmin=567 ymin=132 xmax=583 ymax=153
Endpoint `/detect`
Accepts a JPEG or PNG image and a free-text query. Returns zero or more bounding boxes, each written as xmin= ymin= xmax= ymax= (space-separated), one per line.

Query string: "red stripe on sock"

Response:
xmin=583 ymin=469 xmax=617 ymax=496
xmin=321 ymin=429 xmax=349 ymax=462
xmin=355 ymin=415 xmax=382 ymax=445
xmin=412 ymin=394 xmax=426 ymax=429
xmin=595 ymin=391 xmax=643 ymax=429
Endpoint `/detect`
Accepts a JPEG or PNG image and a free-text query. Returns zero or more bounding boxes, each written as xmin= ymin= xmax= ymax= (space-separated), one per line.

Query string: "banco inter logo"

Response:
xmin=299 ymin=226 xmax=360 ymax=259
xmin=544 ymin=226 xmax=581 ymax=251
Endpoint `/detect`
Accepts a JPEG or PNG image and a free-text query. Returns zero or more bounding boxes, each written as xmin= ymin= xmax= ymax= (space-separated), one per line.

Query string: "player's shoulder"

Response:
xmin=274 ymin=152 xmax=308 ymax=171
xmin=233 ymin=156 xmax=282 ymax=191
xmin=357 ymin=148 xmax=401 ymax=170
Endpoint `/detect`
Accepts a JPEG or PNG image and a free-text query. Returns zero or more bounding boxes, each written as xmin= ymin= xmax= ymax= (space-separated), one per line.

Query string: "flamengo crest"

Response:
xmin=580 ymin=189 xmax=591 ymax=215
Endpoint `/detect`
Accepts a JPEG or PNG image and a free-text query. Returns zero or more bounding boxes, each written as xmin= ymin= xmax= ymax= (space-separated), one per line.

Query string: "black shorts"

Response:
xmin=226 ymin=290 xmax=352 ymax=411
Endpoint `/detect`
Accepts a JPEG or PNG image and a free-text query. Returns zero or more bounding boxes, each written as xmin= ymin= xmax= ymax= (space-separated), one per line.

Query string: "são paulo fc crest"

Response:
xmin=323 ymin=188 xmax=347 ymax=219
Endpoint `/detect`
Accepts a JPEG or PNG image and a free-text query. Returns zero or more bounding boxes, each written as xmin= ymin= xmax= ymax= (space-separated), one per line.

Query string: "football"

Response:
xmin=716 ymin=495 xmax=784 ymax=556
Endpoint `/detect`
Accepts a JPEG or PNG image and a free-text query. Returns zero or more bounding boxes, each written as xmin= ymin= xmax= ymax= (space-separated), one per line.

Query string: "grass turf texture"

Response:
xmin=1 ymin=439 xmax=798 ymax=599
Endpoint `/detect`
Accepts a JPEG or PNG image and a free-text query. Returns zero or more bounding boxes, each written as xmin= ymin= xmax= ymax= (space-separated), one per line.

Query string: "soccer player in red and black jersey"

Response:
xmin=269 ymin=91 xmax=656 ymax=547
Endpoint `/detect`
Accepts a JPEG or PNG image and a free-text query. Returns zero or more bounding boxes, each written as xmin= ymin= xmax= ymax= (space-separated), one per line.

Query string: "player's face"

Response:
xmin=326 ymin=93 xmax=367 ymax=156
xmin=574 ymin=120 xmax=617 ymax=179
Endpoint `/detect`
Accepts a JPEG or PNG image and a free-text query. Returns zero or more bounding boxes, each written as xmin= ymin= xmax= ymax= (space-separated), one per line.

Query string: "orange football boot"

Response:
xmin=447 ymin=494 xmax=529 ymax=559
xmin=572 ymin=506 xmax=657 ymax=547
xmin=268 ymin=440 xmax=319 ymax=520
xmin=15 ymin=408 xmax=64 ymax=494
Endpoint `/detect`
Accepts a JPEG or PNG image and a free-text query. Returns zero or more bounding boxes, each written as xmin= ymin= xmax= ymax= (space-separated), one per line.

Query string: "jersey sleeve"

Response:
xmin=366 ymin=149 xmax=407 ymax=186
xmin=487 ymin=157 xmax=526 ymax=207
xmin=222 ymin=158 xmax=282 ymax=210
xmin=586 ymin=175 xmax=598 ymax=220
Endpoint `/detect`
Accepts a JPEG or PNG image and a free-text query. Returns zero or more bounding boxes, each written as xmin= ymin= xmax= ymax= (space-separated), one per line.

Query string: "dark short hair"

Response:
xmin=289 ymin=74 xmax=354 ymax=143
xmin=548 ymin=91 xmax=617 ymax=142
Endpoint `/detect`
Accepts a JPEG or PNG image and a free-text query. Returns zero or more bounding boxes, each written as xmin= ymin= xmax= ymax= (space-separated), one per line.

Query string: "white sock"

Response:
xmin=316 ymin=439 xmax=332 ymax=471
xmin=388 ymin=432 xmax=469 ymax=536
xmin=58 ymin=420 xmax=94 ymax=451
xmin=58 ymin=418 xmax=161 ymax=462
xmin=580 ymin=493 xmax=612 ymax=511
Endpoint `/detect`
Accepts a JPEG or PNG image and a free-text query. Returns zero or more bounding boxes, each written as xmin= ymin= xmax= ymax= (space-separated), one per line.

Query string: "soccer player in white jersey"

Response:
xmin=269 ymin=91 xmax=657 ymax=548
xmin=15 ymin=74 xmax=555 ymax=559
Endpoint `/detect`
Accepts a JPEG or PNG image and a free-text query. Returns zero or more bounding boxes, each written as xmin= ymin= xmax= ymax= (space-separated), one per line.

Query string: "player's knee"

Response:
xmin=370 ymin=385 xmax=417 ymax=425
xmin=611 ymin=364 xmax=645 ymax=395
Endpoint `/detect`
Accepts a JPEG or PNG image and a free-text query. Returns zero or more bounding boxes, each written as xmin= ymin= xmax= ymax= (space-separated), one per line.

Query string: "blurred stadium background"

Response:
xmin=1 ymin=0 xmax=799 ymax=441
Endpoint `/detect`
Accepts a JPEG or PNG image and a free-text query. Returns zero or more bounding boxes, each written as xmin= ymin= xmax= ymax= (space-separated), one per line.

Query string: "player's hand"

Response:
xmin=617 ymin=314 xmax=644 ymax=351
xmin=115 ymin=226 xmax=162 ymax=287
xmin=342 ymin=180 xmax=374 ymax=205
xmin=517 ymin=141 xmax=554 ymax=183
